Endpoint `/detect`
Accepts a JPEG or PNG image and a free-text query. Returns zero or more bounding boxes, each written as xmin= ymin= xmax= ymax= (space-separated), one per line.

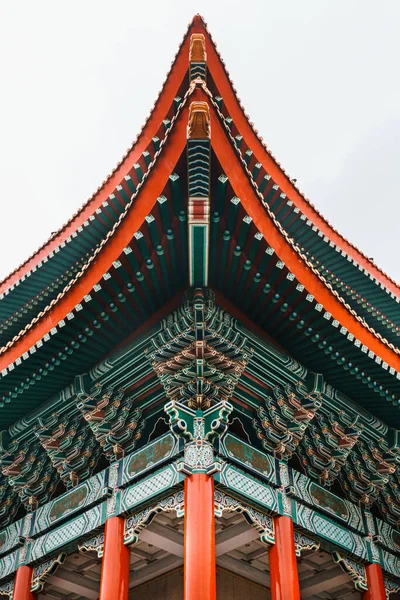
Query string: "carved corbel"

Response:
xmin=293 ymin=531 xmax=320 ymax=557
xmin=31 ymin=553 xmax=66 ymax=593
xmin=124 ymin=490 xmax=184 ymax=546
xmin=214 ymin=489 xmax=274 ymax=546
xmin=332 ymin=552 xmax=368 ymax=592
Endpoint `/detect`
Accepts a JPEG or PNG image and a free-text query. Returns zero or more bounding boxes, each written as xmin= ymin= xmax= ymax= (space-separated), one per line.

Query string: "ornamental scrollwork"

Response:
xmin=31 ymin=552 xmax=66 ymax=593
xmin=124 ymin=490 xmax=184 ymax=546
xmin=384 ymin=577 xmax=400 ymax=599
xmin=293 ymin=531 xmax=320 ymax=557
xmin=78 ymin=533 xmax=105 ymax=558
xmin=214 ymin=489 xmax=274 ymax=545
xmin=0 ymin=581 xmax=13 ymax=597
xmin=332 ymin=551 xmax=368 ymax=592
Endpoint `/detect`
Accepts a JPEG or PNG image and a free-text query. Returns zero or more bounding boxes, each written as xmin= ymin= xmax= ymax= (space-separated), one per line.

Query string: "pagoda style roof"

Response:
xmin=0 ymin=15 xmax=399 ymax=429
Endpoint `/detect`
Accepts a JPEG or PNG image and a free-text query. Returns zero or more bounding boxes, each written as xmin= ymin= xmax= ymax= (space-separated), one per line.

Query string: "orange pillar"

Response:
xmin=184 ymin=474 xmax=216 ymax=600
xmin=14 ymin=565 xmax=35 ymax=600
xmin=99 ymin=516 xmax=130 ymax=600
xmin=362 ymin=563 xmax=386 ymax=600
xmin=269 ymin=515 xmax=301 ymax=600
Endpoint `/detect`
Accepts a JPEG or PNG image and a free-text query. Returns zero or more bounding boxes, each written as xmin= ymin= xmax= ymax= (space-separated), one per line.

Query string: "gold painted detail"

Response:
xmin=188 ymin=102 xmax=210 ymax=139
xmin=189 ymin=33 xmax=206 ymax=62
xmin=31 ymin=553 xmax=66 ymax=593
xmin=332 ymin=552 xmax=368 ymax=592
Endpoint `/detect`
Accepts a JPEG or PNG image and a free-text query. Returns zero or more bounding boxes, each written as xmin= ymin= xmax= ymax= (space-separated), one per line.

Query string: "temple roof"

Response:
xmin=0 ymin=15 xmax=399 ymax=429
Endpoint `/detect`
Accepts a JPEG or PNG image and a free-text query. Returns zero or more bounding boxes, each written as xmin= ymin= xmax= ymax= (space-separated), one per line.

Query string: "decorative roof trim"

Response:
xmin=204 ymin=86 xmax=400 ymax=369
xmin=0 ymin=84 xmax=201 ymax=370
xmin=196 ymin=15 xmax=400 ymax=295
xmin=0 ymin=16 xmax=204 ymax=295
xmin=1 ymin=14 xmax=398 ymax=302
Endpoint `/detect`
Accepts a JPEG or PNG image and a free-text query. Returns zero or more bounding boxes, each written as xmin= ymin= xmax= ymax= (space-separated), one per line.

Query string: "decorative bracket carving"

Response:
xmin=384 ymin=577 xmax=400 ymax=599
xmin=77 ymin=384 xmax=145 ymax=461
xmin=253 ymin=382 xmax=321 ymax=461
xmin=214 ymin=489 xmax=275 ymax=545
xmin=332 ymin=552 xmax=368 ymax=592
xmin=31 ymin=552 xmax=66 ymax=593
xmin=294 ymin=531 xmax=320 ymax=557
xmin=0 ymin=581 xmax=13 ymax=597
xmin=124 ymin=490 xmax=184 ymax=546
xmin=79 ymin=533 xmax=105 ymax=558
xmin=165 ymin=399 xmax=232 ymax=475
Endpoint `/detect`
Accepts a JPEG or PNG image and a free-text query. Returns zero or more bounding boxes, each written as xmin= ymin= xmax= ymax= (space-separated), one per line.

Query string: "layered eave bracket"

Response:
xmin=0 ymin=19 xmax=399 ymax=429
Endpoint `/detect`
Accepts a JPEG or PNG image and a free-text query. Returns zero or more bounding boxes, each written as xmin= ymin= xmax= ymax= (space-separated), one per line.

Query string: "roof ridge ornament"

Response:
xmin=187 ymin=101 xmax=210 ymax=140
xmin=189 ymin=33 xmax=207 ymax=82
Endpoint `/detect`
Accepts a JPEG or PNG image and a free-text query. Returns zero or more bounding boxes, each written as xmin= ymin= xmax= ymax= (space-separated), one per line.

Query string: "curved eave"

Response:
xmin=1 ymin=86 xmax=398 ymax=381
xmin=0 ymin=137 xmax=160 ymax=334
xmin=206 ymin=89 xmax=400 ymax=372
xmin=0 ymin=88 xmax=203 ymax=373
xmin=197 ymin=15 xmax=400 ymax=296
xmin=0 ymin=16 xmax=205 ymax=295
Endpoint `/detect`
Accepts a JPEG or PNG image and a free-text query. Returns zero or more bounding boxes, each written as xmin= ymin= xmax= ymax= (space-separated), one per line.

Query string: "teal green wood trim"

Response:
xmin=289 ymin=469 xmax=365 ymax=534
xmin=216 ymin=463 xmax=279 ymax=515
xmin=120 ymin=433 xmax=181 ymax=487
xmin=190 ymin=224 xmax=207 ymax=286
xmin=0 ymin=521 xmax=23 ymax=559
xmin=32 ymin=472 xmax=108 ymax=539
xmin=0 ymin=463 xmax=184 ymax=582
xmin=120 ymin=464 xmax=183 ymax=515
xmin=218 ymin=432 xmax=277 ymax=486
xmin=374 ymin=518 xmax=400 ymax=555
xmin=294 ymin=500 xmax=369 ymax=561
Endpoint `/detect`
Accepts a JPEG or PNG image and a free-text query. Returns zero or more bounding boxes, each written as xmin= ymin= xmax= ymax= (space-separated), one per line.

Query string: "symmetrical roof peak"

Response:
xmin=0 ymin=14 xmax=398 ymax=297
xmin=0 ymin=17 xmax=399 ymax=428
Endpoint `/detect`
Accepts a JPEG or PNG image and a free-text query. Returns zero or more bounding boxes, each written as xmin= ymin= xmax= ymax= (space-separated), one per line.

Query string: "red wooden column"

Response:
xmin=184 ymin=473 xmax=216 ymax=600
xmin=13 ymin=566 xmax=35 ymax=600
xmin=269 ymin=515 xmax=301 ymax=600
xmin=99 ymin=516 xmax=130 ymax=600
xmin=362 ymin=563 xmax=386 ymax=600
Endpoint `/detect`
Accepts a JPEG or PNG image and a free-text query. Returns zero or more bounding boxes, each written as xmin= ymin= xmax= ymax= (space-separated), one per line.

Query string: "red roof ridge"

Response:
xmin=197 ymin=15 xmax=400 ymax=295
xmin=205 ymin=87 xmax=399 ymax=358
xmin=0 ymin=15 xmax=202 ymax=295
xmin=0 ymin=86 xmax=195 ymax=358
xmin=0 ymin=84 xmax=399 ymax=376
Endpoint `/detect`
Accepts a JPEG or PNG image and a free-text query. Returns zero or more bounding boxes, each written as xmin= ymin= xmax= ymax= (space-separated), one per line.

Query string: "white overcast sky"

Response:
xmin=0 ymin=0 xmax=399 ymax=283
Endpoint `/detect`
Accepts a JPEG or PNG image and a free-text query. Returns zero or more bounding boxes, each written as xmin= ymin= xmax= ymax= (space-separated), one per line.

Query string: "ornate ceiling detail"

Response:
xmin=252 ymin=383 xmax=321 ymax=461
xmin=0 ymin=473 xmax=20 ymax=529
xmin=0 ymin=432 xmax=59 ymax=511
xmin=147 ymin=289 xmax=252 ymax=410
xmin=297 ymin=411 xmax=362 ymax=486
xmin=35 ymin=412 xmax=101 ymax=488
xmin=378 ymin=469 xmax=400 ymax=528
xmin=77 ymin=384 xmax=145 ymax=461
xmin=339 ymin=437 xmax=398 ymax=506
